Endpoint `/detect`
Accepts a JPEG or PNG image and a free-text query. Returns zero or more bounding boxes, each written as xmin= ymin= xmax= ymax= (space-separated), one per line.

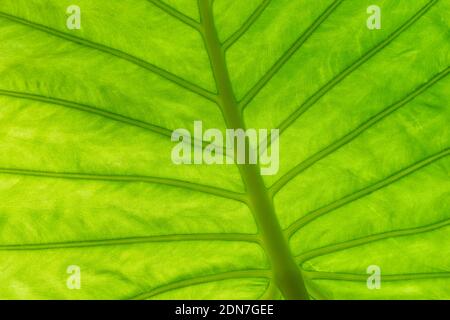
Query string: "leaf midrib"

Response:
xmin=1 ymin=0 xmax=446 ymax=300
xmin=198 ymin=0 xmax=308 ymax=300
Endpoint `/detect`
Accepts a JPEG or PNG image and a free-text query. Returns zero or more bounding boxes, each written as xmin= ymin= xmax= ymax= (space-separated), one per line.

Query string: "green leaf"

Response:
xmin=0 ymin=0 xmax=448 ymax=300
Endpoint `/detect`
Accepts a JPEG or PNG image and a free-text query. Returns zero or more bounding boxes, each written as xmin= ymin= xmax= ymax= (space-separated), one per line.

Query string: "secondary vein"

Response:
xmin=296 ymin=217 xmax=450 ymax=264
xmin=271 ymin=67 xmax=449 ymax=195
xmin=222 ymin=0 xmax=272 ymax=50
xmin=303 ymin=271 xmax=450 ymax=282
xmin=0 ymin=11 xmax=217 ymax=103
xmin=0 ymin=233 xmax=260 ymax=251
xmin=130 ymin=269 xmax=271 ymax=299
xmin=147 ymin=0 xmax=201 ymax=31
xmin=0 ymin=89 xmax=174 ymax=138
xmin=239 ymin=0 xmax=344 ymax=110
xmin=0 ymin=168 xmax=247 ymax=203
xmin=277 ymin=0 xmax=438 ymax=134
xmin=285 ymin=148 xmax=450 ymax=237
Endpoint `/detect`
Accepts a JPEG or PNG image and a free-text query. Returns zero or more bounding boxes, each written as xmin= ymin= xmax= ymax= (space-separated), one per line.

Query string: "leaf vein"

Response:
xmin=130 ymin=269 xmax=271 ymax=299
xmin=285 ymin=148 xmax=450 ymax=237
xmin=0 ymin=11 xmax=217 ymax=103
xmin=296 ymin=217 xmax=450 ymax=263
xmin=0 ymin=168 xmax=247 ymax=203
xmin=303 ymin=271 xmax=450 ymax=282
xmin=271 ymin=67 xmax=449 ymax=194
xmin=239 ymin=0 xmax=344 ymax=109
xmin=146 ymin=0 xmax=201 ymax=31
xmin=277 ymin=0 xmax=438 ymax=134
xmin=222 ymin=0 xmax=272 ymax=50
xmin=0 ymin=89 xmax=174 ymax=138
xmin=0 ymin=234 xmax=260 ymax=251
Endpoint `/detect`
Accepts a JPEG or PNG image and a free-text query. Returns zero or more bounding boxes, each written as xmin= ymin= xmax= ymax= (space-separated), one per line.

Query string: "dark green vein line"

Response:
xmin=296 ymin=218 xmax=450 ymax=264
xmin=239 ymin=0 xmax=343 ymax=110
xmin=0 ymin=11 xmax=217 ymax=103
xmin=285 ymin=148 xmax=450 ymax=237
xmin=271 ymin=67 xmax=449 ymax=195
xmin=277 ymin=0 xmax=438 ymax=134
xmin=303 ymin=271 xmax=450 ymax=282
xmin=199 ymin=0 xmax=308 ymax=299
xmin=0 ymin=89 xmax=174 ymax=137
xmin=147 ymin=0 xmax=200 ymax=30
xmin=222 ymin=0 xmax=272 ymax=50
xmin=0 ymin=168 xmax=247 ymax=203
xmin=130 ymin=269 xmax=271 ymax=300
xmin=0 ymin=89 xmax=230 ymax=156
xmin=257 ymin=280 xmax=273 ymax=300
xmin=0 ymin=234 xmax=260 ymax=251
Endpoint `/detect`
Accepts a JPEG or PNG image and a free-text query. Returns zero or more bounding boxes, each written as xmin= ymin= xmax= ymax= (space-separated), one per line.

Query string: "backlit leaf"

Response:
xmin=0 ymin=0 xmax=448 ymax=299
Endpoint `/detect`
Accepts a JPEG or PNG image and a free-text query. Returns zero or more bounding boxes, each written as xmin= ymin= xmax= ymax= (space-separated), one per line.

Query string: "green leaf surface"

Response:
xmin=0 ymin=0 xmax=448 ymax=299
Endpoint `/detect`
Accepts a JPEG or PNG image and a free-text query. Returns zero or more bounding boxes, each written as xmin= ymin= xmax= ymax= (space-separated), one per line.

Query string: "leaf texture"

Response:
xmin=0 ymin=0 xmax=448 ymax=299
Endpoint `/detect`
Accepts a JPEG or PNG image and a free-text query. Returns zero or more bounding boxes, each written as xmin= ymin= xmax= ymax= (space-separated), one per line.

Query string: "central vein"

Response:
xmin=198 ymin=0 xmax=308 ymax=300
